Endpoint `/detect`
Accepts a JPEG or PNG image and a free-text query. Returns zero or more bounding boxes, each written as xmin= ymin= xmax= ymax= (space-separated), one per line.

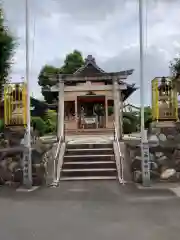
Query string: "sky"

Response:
xmin=2 ymin=0 xmax=180 ymax=105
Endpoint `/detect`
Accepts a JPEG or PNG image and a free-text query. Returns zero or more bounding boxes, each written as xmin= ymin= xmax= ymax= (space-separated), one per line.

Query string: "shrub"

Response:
xmin=31 ymin=117 xmax=47 ymax=136
xmin=108 ymin=106 xmax=114 ymax=116
xmin=0 ymin=119 xmax=4 ymax=132
xmin=43 ymin=109 xmax=57 ymax=134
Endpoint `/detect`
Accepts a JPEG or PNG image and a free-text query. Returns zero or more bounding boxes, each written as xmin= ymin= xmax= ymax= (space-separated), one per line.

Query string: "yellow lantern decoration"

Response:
xmin=151 ymin=77 xmax=178 ymax=122
xmin=4 ymin=83 xmax=27 ymax=127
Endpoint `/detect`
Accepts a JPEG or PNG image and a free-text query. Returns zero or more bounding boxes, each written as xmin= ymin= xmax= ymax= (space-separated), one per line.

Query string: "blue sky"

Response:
xmin=2 ymin=0 xmax=180 ymax=105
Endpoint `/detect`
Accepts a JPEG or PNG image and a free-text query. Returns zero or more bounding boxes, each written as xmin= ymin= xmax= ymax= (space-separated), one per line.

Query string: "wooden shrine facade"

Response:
xmin=47 ymin=55 xmax=137 ymax=139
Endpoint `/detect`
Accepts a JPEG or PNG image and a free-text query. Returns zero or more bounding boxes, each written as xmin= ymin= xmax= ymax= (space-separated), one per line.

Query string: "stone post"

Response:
xmin=105 ymin=96 xmax=108 ymax=128
xmin=75 ymin=98 xmax=78 ymax=130
xmin=57 ymin=77 xmax=64 ymax=141
xmin=119 ymin=90 xmax=123 ymax=139
xmin=113 ymin=77 xmax=120 ymax=140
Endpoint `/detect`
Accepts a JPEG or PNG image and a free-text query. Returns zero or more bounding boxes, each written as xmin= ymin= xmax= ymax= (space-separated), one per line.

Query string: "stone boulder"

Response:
xmin=160 ymin=168 xmax=176 ymax=180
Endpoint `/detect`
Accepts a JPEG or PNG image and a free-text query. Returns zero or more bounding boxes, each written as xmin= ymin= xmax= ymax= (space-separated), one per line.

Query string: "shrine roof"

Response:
xmin=45 ymin=55 xmax=137 ymax=99
xmin=74 ymin=55 xmax=105 ymax=74
xmin=122 ymin=83 xmax=137 ymax=101
xmin=47 ymin=55 xmax=134 ymax=84
xmin=60 ymin=69 xmax=134 ymax=82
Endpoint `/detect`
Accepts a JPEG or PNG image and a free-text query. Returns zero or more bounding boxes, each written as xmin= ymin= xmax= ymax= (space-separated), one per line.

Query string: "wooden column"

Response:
xmin=57 ymin=78 xmax=64 ymax=140
xmin=113 ymin=77 xmax=120 ymax=140
xmin=105 ymin=96 xmax=108 ymax=128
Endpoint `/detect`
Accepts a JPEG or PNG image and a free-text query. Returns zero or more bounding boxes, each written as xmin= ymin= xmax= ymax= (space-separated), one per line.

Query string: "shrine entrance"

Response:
xmin=77 ymin=95 xmax=106 ymax=129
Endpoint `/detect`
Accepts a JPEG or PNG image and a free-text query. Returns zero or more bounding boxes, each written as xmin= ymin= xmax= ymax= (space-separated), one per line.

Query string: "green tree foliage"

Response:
xmin=0 ymin=8 xmax=16 ymax=94
xmin=170 ymin=57 xmax=180 ymax=76
xmin=123 ymin=112 xmax=138 ymax=134
xmin=144 ymin=106 xmax=152 ymax=129
xmin=38 ymin=65 xmax=60 ymax=104
xmin=38 ymin=50 xmax=84 ymax=104
xmin=31 ymin=110 xmax=58 ymax=136
xmin=31 ymin=117 xmax=47 ymax=136
xmin=43 ymin=109 xmax=57 ymax=133
xmin=62 ymin=50 xmax=85 ymax=74
xmin=122 ymin=106 xmax=152 ymax=134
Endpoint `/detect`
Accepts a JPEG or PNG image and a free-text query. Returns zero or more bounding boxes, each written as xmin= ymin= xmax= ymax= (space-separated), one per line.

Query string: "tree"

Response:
xmin=38 ymin=50 xmax=84 ymax=104
xmin=38 ymin=65 xmax=60 ymax=104
xmin=122 ymin=106 xmax=152 ymax=134
xmin=170 ymin=57 xmax=180 ymax=76
xmin=0 ymin=8 xmax=15 ymax=95
xmin=123 ymin=112 xmax=138 ymax=134
xmin=144 ymin=106 xmax=152 ymax=129
xmin=136 ymin=106 xmax=152 ymax=130
xmin=62 ymin=50 xmax=85 ymax=74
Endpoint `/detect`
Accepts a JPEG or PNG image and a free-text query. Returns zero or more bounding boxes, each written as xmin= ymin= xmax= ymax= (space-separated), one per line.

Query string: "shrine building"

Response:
xmin=49 ymin=55 xmax=137 ymax=139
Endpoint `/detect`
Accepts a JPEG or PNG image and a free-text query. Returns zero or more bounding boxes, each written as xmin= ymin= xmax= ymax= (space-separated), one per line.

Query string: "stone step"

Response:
xmin=65 ymin=129 xmax=114 ymax=135
xmin=64 ymin=154 xmax=114 ymax=162
xmin=63 ymin=161 xmax=116 ymax=169
xmin=61 ymin=168 xmax=117 ymax=178
xmin=66 ymin=143 xmax=113 ymax=149
xmin=65 ymin=148 xmax=113 ymax=155
xmin=60 ymin=142 xmax=117 ymax=181
xmin=60 ymin=176 xmax=117 ymax=181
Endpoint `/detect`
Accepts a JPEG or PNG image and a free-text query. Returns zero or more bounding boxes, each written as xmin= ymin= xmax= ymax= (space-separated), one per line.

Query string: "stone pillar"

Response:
xmin=113 ymin=77 xmax=120 ymax=140
xmin=75 ymin=98 xmax=78 ymax=130
xmin=119 ymin=90 xmax=123 ymax=138
xmin=105 ymin=96 xmax=108 ymax=128
xmin=57 ymin=77 xmax=64 ymax=140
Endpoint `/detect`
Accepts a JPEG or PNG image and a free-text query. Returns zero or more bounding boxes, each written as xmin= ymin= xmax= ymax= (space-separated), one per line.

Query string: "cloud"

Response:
xmin=2 ymin=0 xmax=180 ymax=103
xmin=55 ymin=0 xmax=126 ymax=22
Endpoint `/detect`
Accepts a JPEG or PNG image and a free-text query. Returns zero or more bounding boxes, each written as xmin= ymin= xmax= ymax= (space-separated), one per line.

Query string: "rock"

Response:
xmin=155 ymin=152 xmax=164 ymax=158
xmin=133 ymin=170 xmax=142 ymax=183
xmin=131 ymin=159 xmax=141 ymax=171
xmin=167 ymin=135 xmax=175 ymax=140
xmin=176 ymin=143 xmax=180 ymax=149
xmin=33 ymin=139 xmax=48 ymax=154
xmin=156 ymin=155 xmax=169 ymax=166
xmin=173 ymin=149 xmax=180 ymax=159
xmin=150 ymin=161 xmax=158 ymax=170
xmin=174 ymin=134 xmax=180 ymax=143
xmin=0 ymin=159 xmax=8 ymax=169
xmin=149 ymin=153 xmax=155 ymax=161
xmin=172 ymin=149 xmax=180 ymax=171
xmin=158 ymin=133 xmax=167 ymax=142
xmin=0 ymin=168 xmax=12 ymax=182
xmin=7 ymin=161 xmax=19 ymax=172
xmin=135 ymin=156 xmax=142 ymax=161
xmin=160 ymin=168 xmax=176 ymax=180
xmin=149 ymin=135 xmax=159 ymax=143
xmin=32 ymin=163 xmax=46 ymax=185
xmin=150 ymin=170 xmax=160 ymax=179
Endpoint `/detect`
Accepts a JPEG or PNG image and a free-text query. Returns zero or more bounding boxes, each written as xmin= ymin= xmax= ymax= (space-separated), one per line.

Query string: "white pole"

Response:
xmin=23 ymin=0 xmax=32 ymax=188
xmin=139 ymin=0 xmax=150 ymax=186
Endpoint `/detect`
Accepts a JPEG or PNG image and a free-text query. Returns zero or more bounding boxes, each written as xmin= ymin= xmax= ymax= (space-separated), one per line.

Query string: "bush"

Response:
xmin=31 ymin=117 xmax=48 ymax=136
xmin=123 ymin=112 xmax=138 ymax=134
xmin=44 ymin=119 xmax=57 ymax=134
xmin=43 ymin=109 xmax=57 ymax=134
xmin=0 ymin=119 xmax=4 ymax=132
xmin=108 ymin=106 xmax=113 ymax=116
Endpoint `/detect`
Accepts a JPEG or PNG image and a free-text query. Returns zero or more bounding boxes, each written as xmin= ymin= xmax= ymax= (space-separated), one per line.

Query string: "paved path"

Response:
xmin=40 ymin=133 xmax=141 ymax=144
xmin=0 ymin=181 xmax=180 ymax=239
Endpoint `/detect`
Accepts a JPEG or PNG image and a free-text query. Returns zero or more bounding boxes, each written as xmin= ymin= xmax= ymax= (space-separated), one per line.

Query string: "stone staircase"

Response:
xmin=65 ymin=128 xmax=114 ymax=136
xmin=60 ymin=143 xmax=117 ymax=181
